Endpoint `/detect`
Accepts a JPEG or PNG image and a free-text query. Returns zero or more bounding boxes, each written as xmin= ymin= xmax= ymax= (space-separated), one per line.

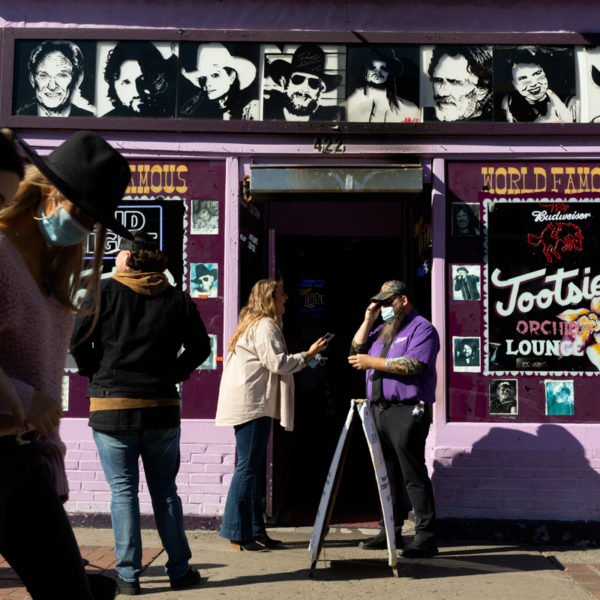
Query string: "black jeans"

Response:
xmin=371 ymin=402 xmax=436 ymax=540
xmin=0 ymin=437 xmax=93 ymax=599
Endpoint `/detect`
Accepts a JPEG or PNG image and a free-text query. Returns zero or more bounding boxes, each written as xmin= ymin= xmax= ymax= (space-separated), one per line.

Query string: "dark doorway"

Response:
xmin=263 ymin=194 xmax=432 ymax=526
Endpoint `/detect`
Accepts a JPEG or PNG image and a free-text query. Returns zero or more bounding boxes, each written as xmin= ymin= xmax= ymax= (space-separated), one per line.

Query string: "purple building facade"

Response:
xmin=3 ymin=0 xmax=600 ymax=529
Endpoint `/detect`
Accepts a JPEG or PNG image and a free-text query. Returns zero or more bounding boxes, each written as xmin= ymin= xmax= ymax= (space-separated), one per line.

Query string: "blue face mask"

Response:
xmin=36 ymin=204 xmax=91 ymax=247
xmin=381 ymin=306 xmax=396 ymax=323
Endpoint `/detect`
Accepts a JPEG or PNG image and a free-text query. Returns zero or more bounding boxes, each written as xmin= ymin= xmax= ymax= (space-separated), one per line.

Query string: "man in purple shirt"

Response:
xmin=348 ymin=280 xmax=440 ymax=557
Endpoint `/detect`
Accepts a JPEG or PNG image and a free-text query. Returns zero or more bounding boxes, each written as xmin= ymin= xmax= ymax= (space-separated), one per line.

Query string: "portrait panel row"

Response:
xmin=12 ymin=40 xmax=600 ymax=123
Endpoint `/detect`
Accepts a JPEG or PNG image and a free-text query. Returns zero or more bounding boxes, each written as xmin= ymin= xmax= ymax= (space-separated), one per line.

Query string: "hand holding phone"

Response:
xmin=321 ymin=332 xmax=335 ymax=343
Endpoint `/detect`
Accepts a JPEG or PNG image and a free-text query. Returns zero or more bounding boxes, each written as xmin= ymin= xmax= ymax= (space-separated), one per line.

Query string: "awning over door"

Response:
xmin=249 ymin=163 xmax=422 ymax=194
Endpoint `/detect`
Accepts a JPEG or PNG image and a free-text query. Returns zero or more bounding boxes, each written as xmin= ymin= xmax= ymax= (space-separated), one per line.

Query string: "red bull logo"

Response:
xmin=527 ymin=222 xmax=583 ymax=263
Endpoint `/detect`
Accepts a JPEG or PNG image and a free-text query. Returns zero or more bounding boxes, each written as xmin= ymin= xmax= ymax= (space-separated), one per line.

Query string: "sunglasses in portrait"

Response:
xmin=199 ymin=275 xmax=213 ymax=284
xmin=378 ymin=297 xmax=396 ymax=307
xmin=290 ymin=74 xmax=322 ymax=90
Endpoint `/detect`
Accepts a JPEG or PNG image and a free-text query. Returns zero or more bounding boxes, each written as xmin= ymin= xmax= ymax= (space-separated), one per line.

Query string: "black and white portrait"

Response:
xmin=545 ymin=380 xmax=575 ymax=416
xmin=178 ymin=42 xmax=259 ymax=120
xmin=191 ymin=200 xmax=219 ymax=235
xmin=345 ymin=46 xmax=420 ymax=123
xmin=198 ymin=334 xmax=217 ymax=370
xmin=421 ymin=45 xmax=493 ymax=122
xmin=13 ymin=40 xmax=96 ymax=117
xmin=190 ymin=262 xmax=218 ymax=298
xmin=263 ymin=43 xmax=345 ymax=122
xmin=489 ymin=379 xmax=518 ymax=415
xmin=453 ymin=336 xmax=481 ymax=372
xmin=452 ymin=265 xmax=481 ymax=301
xmin=494 ymin=46 xmax=575 ymax=123
xmin=96 ymin=41 xmax=178 ymax=117
xmin=452 ymin=202 xmax=481 ymax=236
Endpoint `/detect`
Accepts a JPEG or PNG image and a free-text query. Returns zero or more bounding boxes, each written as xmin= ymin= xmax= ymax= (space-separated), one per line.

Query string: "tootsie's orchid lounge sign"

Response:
xmin=484 ymin=167 xmax=600 ymax=374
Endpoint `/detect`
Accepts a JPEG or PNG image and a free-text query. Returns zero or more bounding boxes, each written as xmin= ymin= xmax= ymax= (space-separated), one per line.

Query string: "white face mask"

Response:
xmin=381 ymin=306 xmax=396 ymax=323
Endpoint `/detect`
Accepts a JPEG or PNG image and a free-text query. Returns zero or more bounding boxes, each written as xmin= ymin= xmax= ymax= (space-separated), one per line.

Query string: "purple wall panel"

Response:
xmin=65 ymin=159 xmax=226 ymax=420
xmin=4 ymin=0 xmax=600 ymax=35
xmin=447 ymin=161 xmax=600 ymax=424
xmin=177 ymin=159 xmax=226 ymax=420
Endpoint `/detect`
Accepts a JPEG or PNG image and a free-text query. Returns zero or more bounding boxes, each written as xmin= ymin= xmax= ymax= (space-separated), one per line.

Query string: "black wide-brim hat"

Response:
xmin=192 ymin=263 xmax=214 ymax=282
xmin=18 ymin=131 xmax=132 ymax=239
xmin=267 ymin=43 xmax=342 ymax=93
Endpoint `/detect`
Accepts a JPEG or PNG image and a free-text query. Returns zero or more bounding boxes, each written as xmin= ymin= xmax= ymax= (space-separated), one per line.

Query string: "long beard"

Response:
xmin=285 ymin=93 xmax=319 ymax=116
xmin=379 ymin=312 xmax=405 ymax=345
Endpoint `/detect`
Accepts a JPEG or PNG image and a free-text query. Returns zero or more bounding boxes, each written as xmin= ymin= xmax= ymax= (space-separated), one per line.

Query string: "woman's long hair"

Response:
xmin=220 ymin=69 xmax=243 ymax=118
xmin=0 ymin=165 xmax=106 ymax=316
xmin=227 ymin=278 xmax=280 ymax=353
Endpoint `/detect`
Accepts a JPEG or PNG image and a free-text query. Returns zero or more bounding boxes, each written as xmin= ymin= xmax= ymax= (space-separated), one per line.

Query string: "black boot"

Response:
xmin=402 ymin=535 xmax=438 ymax=558
xmin=358 ymin=529 xmax=404 ymax=550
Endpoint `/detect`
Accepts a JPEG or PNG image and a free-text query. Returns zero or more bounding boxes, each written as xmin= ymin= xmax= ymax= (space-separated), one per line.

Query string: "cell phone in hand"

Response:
xmin=321 ymin=333 xmax=335 ymax=343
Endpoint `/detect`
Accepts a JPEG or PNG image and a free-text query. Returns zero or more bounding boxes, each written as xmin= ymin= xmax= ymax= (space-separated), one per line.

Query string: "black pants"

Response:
xmin=371 ymin=402 xmax=436 ymax=540
xmin=0 ymin=438 xmax=93 ymax=600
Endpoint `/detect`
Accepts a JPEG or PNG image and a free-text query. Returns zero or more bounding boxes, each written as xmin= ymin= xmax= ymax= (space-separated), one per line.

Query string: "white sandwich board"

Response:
xmin=309 ymin=399 xmax=398 ymax=576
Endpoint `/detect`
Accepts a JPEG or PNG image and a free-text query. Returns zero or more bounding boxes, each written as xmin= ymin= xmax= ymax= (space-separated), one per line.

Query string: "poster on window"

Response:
xmin=485 ymin=193 xmax=600 ymax=374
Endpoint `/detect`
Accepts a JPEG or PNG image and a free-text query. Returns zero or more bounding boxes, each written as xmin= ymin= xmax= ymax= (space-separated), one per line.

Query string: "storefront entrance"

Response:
xmin=249 ymin=191 xmax=433 ymax=525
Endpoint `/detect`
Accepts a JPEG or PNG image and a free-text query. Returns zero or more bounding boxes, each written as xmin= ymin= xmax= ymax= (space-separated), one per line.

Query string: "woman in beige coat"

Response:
xmin=216 ymin=279 xmax=329 ymax=551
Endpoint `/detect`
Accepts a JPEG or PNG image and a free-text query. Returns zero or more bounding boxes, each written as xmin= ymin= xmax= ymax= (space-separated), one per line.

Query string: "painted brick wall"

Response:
xmin=431 ymin=426 xmax=600 ymax=522
xmin=62 ymin=419 xmax=235 ymax=517
xmin=63 ymin=418 xmax=600 ymax=522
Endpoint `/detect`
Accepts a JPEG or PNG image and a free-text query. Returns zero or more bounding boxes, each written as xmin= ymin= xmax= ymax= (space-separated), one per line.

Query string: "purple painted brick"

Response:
xmin=82 ymin=481 xmax=110 ymax=491
xmin=68 ymin=491 xmax=95 ymax=501
xmin=205 ymin=463 xmax=235 ymax=474
xmin=189 ymin=474 xmax=222 ymax=484
xmin=79 ymin=460 xmax=103 ymax=471
xmin=80 ymin=442 xmax=98 ymax=451
xmin=204 ymin=504 xmax=225 ymax=515
xmin=189 ymin=493 xmax=221 ymax=504
xmin=66 ymin=450 xmax=98 ymax=460
xmin=181 ymin=444 xmax=208 ymax=453
xmin=191 ymin=453 xmax=224 ymax=464
xmin=66 ymin=471 xmax=95 ymax=481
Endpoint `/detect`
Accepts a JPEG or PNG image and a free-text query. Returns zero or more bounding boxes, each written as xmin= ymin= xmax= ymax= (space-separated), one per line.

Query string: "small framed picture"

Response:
xmin=489 ymin=379 xmax=518 ymax=415
xmin=452 ymin=265 xmax=481 ymax=301
xmin=545 ymin=380 xmax=574 ymax=415
xmin=190 ymin=262 xmax=218 ymax=298
xmin=452 ymin=202 xmax=481 ymax=236
xmin=453 ymin=336 xmax=480 ymax=372
xmin=191 ymin=199 xmax=219 ymax=234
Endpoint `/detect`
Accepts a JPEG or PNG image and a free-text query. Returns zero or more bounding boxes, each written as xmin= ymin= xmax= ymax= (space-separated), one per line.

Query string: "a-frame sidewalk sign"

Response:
xmin=308 ymin=399 xmax=398 ymax=577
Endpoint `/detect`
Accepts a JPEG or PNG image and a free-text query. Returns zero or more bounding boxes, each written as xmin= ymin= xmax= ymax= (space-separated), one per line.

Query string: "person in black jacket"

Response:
xmin=71 ymin=230 xmax=210 ymax=596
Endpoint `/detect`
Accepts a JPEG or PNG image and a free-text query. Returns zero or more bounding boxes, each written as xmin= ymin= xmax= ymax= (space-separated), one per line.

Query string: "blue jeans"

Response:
xmin=220 ymin=417 xmax=271 ymax=542
xmin=93 ymin=428 xmax=191 ymax=582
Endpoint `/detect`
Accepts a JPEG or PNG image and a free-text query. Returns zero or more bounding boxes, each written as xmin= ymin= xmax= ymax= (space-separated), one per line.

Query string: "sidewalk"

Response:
xmin=2 ymin=524 xmax=600 ymax=599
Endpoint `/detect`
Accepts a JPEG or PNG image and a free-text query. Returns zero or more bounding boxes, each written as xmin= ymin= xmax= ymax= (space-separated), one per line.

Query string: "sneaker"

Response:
xmin=115 ymin=574 xmax=141 ymax=596
xmin=358 ymin=530 xmax=404 ymax=550
xmin=170 ymin=567 xmax=202 ymax=590
xmin=401 ymin=537 xmax=439 ymax=558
